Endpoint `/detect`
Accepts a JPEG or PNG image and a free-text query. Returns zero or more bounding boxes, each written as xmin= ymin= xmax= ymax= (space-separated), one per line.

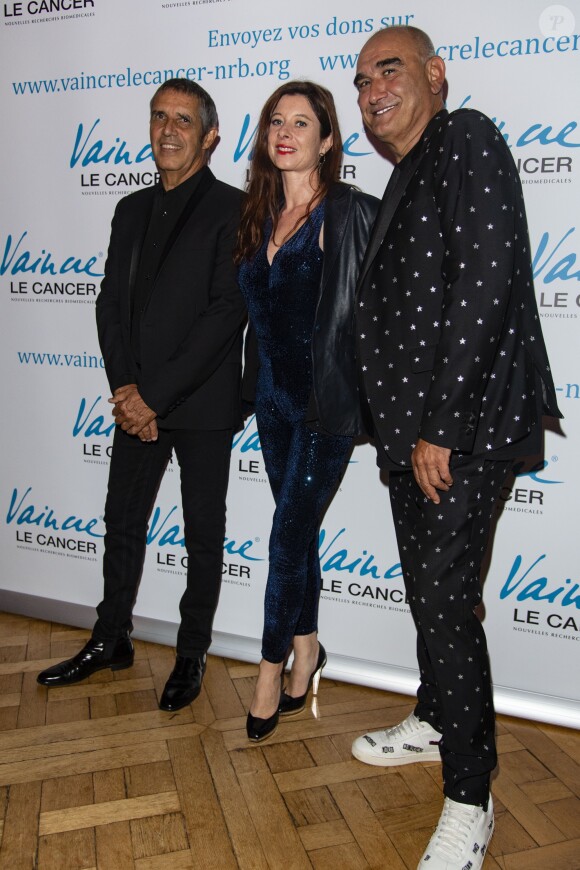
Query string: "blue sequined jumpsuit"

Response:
xmin=238 ymin=201 xmax=352 ymax=663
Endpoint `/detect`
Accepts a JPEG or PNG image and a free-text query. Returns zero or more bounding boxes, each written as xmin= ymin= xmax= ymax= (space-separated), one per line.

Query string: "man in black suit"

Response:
xmin=38 ymin=79 xmax=246 ymax=711
xmin=349 ymin=26 xmax=561 ymax=870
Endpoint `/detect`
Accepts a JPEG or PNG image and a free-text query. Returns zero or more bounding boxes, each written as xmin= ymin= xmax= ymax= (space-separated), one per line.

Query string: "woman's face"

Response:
xmin=267 ymin=93 xmax=332 ymax=177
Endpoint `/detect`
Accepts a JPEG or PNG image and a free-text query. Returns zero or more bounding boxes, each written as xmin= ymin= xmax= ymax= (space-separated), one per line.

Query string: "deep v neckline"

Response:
xmin=266 ymin=219 xmax=306 ymax=267
xmin=266 ymin=202 xmax=322 ymax=266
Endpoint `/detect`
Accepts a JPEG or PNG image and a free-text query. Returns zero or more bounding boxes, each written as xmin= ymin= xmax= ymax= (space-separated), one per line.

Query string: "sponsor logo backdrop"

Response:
xmin=1 ymin=0 xmax=578 ymax=727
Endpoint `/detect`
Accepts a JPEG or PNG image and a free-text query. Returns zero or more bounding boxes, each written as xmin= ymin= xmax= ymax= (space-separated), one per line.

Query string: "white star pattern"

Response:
xmin=353 ymin=114 xmax=558 ymax=792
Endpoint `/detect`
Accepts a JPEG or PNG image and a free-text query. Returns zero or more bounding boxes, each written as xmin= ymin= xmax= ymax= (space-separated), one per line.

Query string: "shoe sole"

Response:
xmin=158 ymin=686 xmax=202 ymax=712
xmin=37 ymin=656 xmax=134 ymax=687
xmin=352 ymin=744 xmax=441 ymax=767
xmin=247 ymin=724 xmax=278 ymax=743
xmin=279 ymin=706 xmax=305 ymax=718
xmin=111 ymin=658 xmax=134 ymax=672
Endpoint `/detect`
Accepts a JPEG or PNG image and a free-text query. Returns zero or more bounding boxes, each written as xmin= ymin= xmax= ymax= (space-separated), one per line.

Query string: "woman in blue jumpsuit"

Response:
xmin=236 ymin=81 xmax=378 ymax=741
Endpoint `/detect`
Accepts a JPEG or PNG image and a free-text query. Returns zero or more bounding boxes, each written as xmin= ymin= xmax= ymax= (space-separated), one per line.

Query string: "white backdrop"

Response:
xmin=1 ymin=0 xmax=579 ymax=728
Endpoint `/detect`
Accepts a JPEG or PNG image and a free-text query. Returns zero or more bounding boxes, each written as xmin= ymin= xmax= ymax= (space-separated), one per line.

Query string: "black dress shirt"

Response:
xmin=131 ymin=171 xmax=203 ymax=363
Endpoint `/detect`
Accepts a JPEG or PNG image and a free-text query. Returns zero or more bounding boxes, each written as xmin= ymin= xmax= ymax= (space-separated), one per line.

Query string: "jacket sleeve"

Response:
xmin=95 ymin=201 xmax=137 ymax=392
xmin=138 ymin=205 xmax=247 ymax=418
xmin=418 ymin=112 xmax=522 ymax=450
xmin=309 ymin=186 xmax=380 ymax=436
xmin=241 ymin=320 xmax=259 ymax=408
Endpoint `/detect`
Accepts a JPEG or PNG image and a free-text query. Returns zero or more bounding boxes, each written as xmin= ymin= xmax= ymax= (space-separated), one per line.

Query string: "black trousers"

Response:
xmin=389 ymin=454 xmax=511 ymax=808
xmin=93 ymin=425 xmax=233 ymax=658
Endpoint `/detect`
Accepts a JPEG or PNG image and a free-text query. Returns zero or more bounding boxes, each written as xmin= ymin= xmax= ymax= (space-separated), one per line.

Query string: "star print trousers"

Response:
xmin=389 ymin=454 xmax=511 ymax=808
xmin=256 ymin=398 xmax=352 ymax=663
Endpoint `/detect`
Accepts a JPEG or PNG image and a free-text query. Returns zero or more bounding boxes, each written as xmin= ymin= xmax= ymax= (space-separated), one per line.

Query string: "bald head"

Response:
xmin=361 ymin=25 xmax=436 ymax=64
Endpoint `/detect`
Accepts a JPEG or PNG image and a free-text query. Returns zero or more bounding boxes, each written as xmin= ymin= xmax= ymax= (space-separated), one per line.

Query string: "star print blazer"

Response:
xmin=356 ymin=108 xmax=561 ymax=466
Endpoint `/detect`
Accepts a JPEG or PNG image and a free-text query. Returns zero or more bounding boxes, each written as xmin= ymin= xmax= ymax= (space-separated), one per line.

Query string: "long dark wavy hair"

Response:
xmin=234 ymin=80 xmax=343 ymax=264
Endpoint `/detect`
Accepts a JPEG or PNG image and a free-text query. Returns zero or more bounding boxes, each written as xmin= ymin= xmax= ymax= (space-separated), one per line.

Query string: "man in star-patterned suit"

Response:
xmin=350 ymin=26 xmax=561 ymax=870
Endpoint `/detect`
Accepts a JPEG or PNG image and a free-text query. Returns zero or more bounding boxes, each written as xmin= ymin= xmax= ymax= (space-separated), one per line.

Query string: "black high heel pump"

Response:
xmin=279 ymin=643 xmax=327 ymax=716
xmin=246 ymin=707 xmax=279 ymax=742
xmin=246 ymin=674 xmax=283 ymax=742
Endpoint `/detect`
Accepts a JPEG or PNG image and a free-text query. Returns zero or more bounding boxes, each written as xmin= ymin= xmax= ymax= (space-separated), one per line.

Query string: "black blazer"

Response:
xmin=356 ymin=109 xmax=561 ymax=465
xmin=96 ymin=167 xmax=246 ymax=429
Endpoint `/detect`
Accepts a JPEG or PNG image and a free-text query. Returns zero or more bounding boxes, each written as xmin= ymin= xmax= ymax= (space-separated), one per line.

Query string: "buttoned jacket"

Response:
xmin=356 ymin=108 xmax=561 ymax=466
xmin=96 ymin=167 xmax=246 ymax=429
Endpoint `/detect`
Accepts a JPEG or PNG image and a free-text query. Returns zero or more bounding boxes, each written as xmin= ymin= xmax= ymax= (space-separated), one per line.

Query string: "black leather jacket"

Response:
xmin=242 ymin=182 xmax=380 ymax=436
xmin=307 ymin=182 xmax=379 ymax=436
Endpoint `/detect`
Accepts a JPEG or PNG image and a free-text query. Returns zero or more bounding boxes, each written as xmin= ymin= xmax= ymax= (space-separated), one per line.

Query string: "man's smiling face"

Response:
xmin=354 ymin=29 xmax=445 ymax=161
xmin=149 ymin=89 xmax=217 ymax=189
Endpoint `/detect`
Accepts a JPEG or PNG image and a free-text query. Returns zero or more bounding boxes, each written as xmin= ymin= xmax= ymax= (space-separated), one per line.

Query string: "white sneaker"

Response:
xmin=351 ymin=712 xmax=442 ymax=767
xmin=418 ymin=796 xmax=494 ymax=869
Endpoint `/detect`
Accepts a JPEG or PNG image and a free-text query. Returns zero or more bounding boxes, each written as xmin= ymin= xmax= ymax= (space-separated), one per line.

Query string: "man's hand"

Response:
xmin=137 ymin=420 xmax=159 ymax=442
xmin=411 ymin=438 xmax=453 ymax=504
xmin=109 ymin=384 xmax=157 ymax=438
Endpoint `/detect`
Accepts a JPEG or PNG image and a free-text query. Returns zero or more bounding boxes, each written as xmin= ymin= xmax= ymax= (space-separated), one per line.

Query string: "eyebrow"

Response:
xmin=353 ymin=56 xmax=403 ymax=86
xmin=271 ymin=111 xmax=312 ymax=120
xmin=270 ymin=112 xmax=313 ymax=122
xmin=151 ymin=110 xmax=192 ymax=120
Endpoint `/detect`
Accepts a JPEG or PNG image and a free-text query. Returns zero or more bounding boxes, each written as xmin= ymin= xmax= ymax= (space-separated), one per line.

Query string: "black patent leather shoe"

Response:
xmin=37 ymin=634 xmax=134 ymax=686
xmin=246 ymin=672 xmax=283 ymax=742
xmin=246 ymin=708 xmax=279 ymax=742
xmin=279 ymin=643 xmax=327 ymax=716
xmin=159 ymin=654 xmax=206 ymax=711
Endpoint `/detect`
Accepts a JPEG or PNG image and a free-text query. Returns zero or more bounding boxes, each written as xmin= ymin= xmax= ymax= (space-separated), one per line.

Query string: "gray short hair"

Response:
xmin=150 ymin=78 xmax=218 ymax=135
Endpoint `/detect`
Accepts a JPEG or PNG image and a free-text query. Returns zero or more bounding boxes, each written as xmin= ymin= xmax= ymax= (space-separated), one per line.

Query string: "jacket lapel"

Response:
xmin=357 ymin=159 xmax=417 ymax=290
xmin=357 ymin=109 xmax=448 ymax=290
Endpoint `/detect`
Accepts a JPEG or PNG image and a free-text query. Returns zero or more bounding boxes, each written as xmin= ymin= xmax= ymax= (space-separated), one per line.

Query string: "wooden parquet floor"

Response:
xmin=0 ymin=612 xmax=578 ymax=869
